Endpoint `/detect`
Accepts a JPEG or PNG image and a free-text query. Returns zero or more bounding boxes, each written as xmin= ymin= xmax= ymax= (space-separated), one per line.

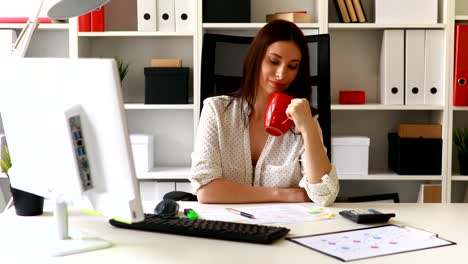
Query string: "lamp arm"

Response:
xmin=11 ymin=0 xmax=45 ymax=58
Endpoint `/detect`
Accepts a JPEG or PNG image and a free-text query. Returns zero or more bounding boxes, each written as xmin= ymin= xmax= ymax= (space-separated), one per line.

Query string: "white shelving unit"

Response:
xmin=447 ymin=0 xmax=468 ymax=203
xmin=1 ymin=0 xmax=467 ymax=202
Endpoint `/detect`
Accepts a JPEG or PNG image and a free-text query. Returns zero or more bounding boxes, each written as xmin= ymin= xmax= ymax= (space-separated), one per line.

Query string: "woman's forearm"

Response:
xmin=196 ymin=178 xmax=309 ymax=203
xmin=301 ymin=120 xmax=332 ymax=184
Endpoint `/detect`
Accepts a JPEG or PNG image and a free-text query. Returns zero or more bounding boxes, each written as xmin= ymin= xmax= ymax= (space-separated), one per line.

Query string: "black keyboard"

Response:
xmin=109 ymin=214 xmax=290 ymax=244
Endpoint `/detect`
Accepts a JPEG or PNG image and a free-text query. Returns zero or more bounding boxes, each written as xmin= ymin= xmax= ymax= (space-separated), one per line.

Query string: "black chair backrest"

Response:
xmin=200 ymin=33 xmax=331 ymax=159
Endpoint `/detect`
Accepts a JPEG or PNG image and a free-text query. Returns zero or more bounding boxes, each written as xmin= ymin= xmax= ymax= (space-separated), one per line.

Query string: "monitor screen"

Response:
xmin=0 ymin=58 xmax=144 ymax=256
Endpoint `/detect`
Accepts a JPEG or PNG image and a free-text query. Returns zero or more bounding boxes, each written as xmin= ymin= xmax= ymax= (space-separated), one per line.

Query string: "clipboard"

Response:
xmin=287 ymin=224 xmax=455 ymax=262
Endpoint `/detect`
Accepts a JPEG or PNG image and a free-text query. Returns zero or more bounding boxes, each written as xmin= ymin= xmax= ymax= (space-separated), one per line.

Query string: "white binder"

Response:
xmin=424 ymin=30 xmax=444 ymax=105
xmin=405 ymin=30 xmax=426 ymax=105
xmin=379 ymin=30 xmax=404 ymax=105
xmin=137 ymin=0 xmax=157 ymax=32
xmin=157 ymin=0 xmax=175 ymax=32
xmin=0 ymin=30 xmax=16 ymax=57
xmin=175 ymin=0 xmax=192 ymax=33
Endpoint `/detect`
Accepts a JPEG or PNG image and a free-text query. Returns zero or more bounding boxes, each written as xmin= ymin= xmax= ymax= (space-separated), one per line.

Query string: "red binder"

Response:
xmin=454 ymin=25 xmax=468 ymax=106
xmin=78 ymin=13 xmax=91 ymax=32
xmin=91 ymin=6 xmax=105 ymax=32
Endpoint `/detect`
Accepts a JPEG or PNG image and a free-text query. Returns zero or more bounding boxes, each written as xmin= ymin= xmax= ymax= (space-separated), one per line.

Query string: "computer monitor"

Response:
xmin=201 ymin=33 xmax=331 ymax=157
xmin=0 ymin=58 xmax=144 ymax=256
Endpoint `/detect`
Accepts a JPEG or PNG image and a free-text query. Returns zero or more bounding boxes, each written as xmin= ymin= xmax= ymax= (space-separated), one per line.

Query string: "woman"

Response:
xmin=190 ymin=20 xmax=339 ymax=206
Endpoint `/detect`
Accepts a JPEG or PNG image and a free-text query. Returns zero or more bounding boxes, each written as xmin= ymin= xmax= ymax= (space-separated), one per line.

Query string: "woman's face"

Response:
xmin=258 ymin=40 xmax=301 ymax=96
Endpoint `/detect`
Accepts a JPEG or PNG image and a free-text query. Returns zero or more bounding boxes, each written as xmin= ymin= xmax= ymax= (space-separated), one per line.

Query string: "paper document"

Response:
xmin=196 ymin=204 xmax=334 ymax=225
xmin=288 ymin=224 xmax=455 ymax=262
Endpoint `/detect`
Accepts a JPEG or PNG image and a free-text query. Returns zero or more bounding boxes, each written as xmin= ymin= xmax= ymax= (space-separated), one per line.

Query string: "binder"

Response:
xmin=91 ymin=6 xmax=105 ymax=32
xmin=78 ymin=13 xmax=91 ymax=32
xmin=288 ymin=224 xmax=455 ymax=262
xmin=405 ymin=30 xmax=425 ymax=105
xmin=175 ymin=0 xmax=192 ymax=32
xmin=333 ymin=0 xmax=350 ymax=23
xmin=424 ymin=30 xmax=444 ymax=105
xmin=157 ymin=0 xmax=175 ymax=32
xmin=379 ymin=30 xmax=404 ymax=105
xmin=351 ymin=0 xmax=366 ymax=22
xmin=344 ymin=0 xmax=358 ymax=22
xmin=0 ymin=30 xmax=16 ymax=57
xmin=454 ymin=25 xmax=468 ymax=106
xmin=137 ymin=0 xmax=157 ymax=32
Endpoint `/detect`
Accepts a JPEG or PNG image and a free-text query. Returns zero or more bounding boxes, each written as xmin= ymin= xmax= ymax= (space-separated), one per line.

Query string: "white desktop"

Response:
xmin=0 ymin=58 xmax=144 ymax=256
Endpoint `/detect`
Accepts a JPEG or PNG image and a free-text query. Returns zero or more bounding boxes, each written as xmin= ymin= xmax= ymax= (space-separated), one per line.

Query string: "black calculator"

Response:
xmin=339 ymin=209 xmax=396 ymax=224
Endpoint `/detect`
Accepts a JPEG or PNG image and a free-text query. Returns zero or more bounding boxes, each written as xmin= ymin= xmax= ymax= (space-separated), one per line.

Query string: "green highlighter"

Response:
xmin=184 ymin=208 xmax=199 ymax=219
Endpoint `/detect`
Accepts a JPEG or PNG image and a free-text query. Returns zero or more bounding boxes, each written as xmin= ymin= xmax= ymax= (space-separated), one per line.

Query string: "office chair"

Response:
xmin=165 ymin=33 xmax=331 ymax=202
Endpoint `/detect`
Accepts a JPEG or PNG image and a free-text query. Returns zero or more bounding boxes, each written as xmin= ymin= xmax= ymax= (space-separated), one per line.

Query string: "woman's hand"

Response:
xmin=285 ymin=98 xmax=314 ymax=134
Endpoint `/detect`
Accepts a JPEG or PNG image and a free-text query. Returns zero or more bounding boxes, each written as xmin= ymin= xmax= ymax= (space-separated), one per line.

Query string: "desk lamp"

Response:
xmin=11 ymin=0 xmax=109 ymax=57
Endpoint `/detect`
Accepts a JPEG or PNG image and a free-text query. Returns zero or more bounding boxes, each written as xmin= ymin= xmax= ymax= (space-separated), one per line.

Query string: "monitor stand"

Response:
xmin=45 ymin=202 xmax=112 ymax=257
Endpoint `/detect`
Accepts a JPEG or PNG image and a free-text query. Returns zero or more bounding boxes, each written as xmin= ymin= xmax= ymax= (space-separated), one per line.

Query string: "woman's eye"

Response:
xmin=288 ymin=65 xmax=298 ymax=70
xmin=269 ymin=59 xmax=280 ymax=65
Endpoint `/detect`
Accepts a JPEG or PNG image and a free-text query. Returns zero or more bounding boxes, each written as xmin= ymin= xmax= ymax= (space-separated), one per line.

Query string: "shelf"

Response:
xmin=453 ymin=106 xmax=468 ymax=111
xmin=0 ymin=23 xmax=69 ymax=30
xmin=331 ymin=104 xmax=444 ymax=110
xmin=137 ymin=166 xmax=190 ymax=180
xmin=124 ymin=104 xmax=194 ymax=110
xmin=451 ymin=176 xmax=468 ymax=181
xmin=455 ymin=15 xmax=468 ymax=21
xmin=203 ymin=23 xmax=320 ymax=30
xmin=328 ymin=23 xmax=446 ymax=29
xmin=78 ymin=31 xmax=193 ymax=37
xmin=339 ymin=170 xmax=442 ymax=181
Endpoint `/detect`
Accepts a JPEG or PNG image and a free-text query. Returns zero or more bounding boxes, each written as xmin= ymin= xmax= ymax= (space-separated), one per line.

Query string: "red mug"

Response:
xmin=264 ymin=92 xmax=294 ymax=136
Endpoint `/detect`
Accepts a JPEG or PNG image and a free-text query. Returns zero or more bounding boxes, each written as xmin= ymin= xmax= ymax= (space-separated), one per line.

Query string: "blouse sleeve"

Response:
xmin=298 ymin=116 xmax=340 ymax=206
xmin=189 ymin=99 xmax=223 ymax=193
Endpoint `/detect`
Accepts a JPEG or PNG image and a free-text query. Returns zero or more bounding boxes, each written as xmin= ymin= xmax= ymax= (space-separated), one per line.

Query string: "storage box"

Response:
xmin=203 ymin=0 xmax=250 ymax=22
xmin=266 ymin=12 xmax=313 ymax=23
xmin=388 ymin=133 xmax=442 ymax=175
xmin=144 ymin=67 xmax=189 ymax=104
xmin=375 ymin=0 xmax=438 ymax=24
xmin=339 ymin=90 xmax=366 ymax=104
xmin=130 ymin=134 xmax=154 ymax=174
xmin=331 ymin=136 xmax=370 ymax=175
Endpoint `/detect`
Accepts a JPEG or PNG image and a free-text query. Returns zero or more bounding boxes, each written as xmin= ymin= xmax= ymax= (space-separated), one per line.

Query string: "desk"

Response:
xmin=0 ymin=202 xmax=467 ymax=263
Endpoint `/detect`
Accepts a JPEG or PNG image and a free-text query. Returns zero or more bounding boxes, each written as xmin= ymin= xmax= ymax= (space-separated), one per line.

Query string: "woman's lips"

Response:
xmin=269 ymin=80 xmax=286 ymax=88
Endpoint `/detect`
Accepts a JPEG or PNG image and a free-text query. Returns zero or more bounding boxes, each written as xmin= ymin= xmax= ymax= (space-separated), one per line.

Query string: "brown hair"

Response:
xmin=230 ymin=19 xmax=312 ymax=122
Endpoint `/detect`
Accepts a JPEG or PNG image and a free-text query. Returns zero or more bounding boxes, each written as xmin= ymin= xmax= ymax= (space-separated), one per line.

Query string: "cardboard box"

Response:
xmin=151 ymin=59 xmax=182 ymax=67
xmin=331 ymin=136 xmax=370 ymax=175
xmin=130 ymin=134 xmax=154 ymax=174
xmin=398 ymin=124 xmax=442 ymax=138
xmin=266 ymin=13 xmax=313 ymax=23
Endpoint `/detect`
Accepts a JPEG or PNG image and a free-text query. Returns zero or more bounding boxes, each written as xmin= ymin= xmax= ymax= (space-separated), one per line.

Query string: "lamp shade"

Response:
xmin=47 ymin=0 xmax=110 ymax=19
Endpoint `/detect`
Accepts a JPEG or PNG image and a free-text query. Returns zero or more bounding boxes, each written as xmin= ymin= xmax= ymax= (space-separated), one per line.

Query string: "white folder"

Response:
xmin=175 ymin=0 xmax=192 ymax=33
xmin=0 ymin=30 xmax=16 ymax=57
xmin=137 ymin=0 xmax=157 ymax=32
xmin=379 ymin=30 xmax=404 ymax=105
xmin=157 ymin=0 xmax=175 ymax=32
xmin=424 ymin=30 xmax=444 ymax=105
xmin=405 ymin=30 xmax=426 ymax=105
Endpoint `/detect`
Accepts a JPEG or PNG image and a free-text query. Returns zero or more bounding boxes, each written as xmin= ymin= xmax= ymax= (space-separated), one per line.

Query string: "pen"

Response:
xmin=226 ymin=208 xmax=255 ymax=219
